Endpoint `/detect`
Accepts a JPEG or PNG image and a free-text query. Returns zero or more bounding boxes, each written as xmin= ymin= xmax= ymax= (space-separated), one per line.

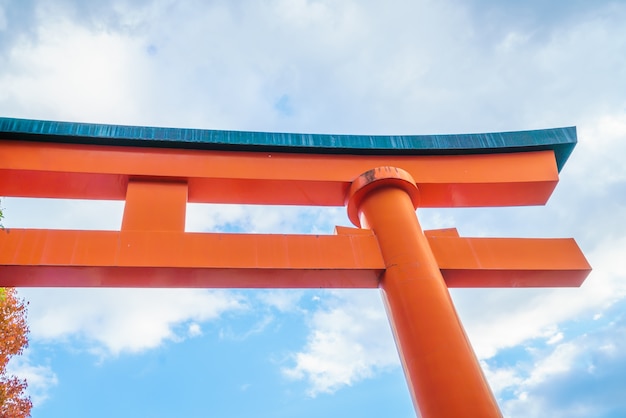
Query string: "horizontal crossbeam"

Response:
xmin=0 ymin=141 xmax=559 ymax=207
xmin=423 ymin=228 xmax=591 ymax=287
xmin=0 ymin=228 xmax=590 ymax=288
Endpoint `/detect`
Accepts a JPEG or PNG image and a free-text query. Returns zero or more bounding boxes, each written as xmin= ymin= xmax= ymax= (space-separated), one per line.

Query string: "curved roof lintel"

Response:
xmin=0 ymin=117 xmax=577 ymax=171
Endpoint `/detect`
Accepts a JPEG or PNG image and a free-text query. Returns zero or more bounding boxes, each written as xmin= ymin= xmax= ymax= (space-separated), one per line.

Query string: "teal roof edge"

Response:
xmin=0 ymin=117 xmax=577 ymax=172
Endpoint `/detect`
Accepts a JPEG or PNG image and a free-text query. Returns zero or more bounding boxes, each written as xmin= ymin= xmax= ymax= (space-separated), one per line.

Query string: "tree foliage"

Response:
xmin=0 ymin=288 xmax=32 ymax=417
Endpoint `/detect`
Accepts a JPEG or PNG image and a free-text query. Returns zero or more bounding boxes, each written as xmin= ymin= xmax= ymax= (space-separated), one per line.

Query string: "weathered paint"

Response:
xmin=0 ymin=117 xmax=576 ymax=171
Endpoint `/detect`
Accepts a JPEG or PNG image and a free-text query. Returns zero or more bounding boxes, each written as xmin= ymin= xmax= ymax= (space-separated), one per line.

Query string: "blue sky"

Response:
xmin=1 ymin=0 xmax=626 ymax=417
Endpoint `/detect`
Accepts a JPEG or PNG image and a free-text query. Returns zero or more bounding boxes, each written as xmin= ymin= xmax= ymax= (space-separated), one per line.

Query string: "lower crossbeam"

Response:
xmin=0 ymin=228 xmax=590 ymax=288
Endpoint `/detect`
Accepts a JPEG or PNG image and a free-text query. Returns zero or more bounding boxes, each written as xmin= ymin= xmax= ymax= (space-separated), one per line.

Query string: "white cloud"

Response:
xmin=3 ymin=198 xmax=124 ymax=231
xmin=0 ymin=17 xmax=146 ymax=124
xmin=255 ymin=290 xmax=307 ymax=313
xmin=20 ymin=288 xmax=245 ymax=355
xmin=480 ymin=361 xmax=523 ymax=396
xmin=219 ymin=314 xmax=274 ymax=342
xmin=572 ymin=113 xmax=626 ymax=191
xmin=493 ymin=316 xmax=626 ymax=417
xmin=7 ymin=350 xmax=59 ymax=407
xmin=523 ymin=342 xmax=579 ymax=386
xmin=0 ymin=4 xmax=7 ymax=32
xmin=186 ymin=203 xmax=348 ymax=234
xmin=496 ymin=31 xmax=531 ymax=52
xmin=283 ymin=290 xmax=398 ymax=396
xmin=546 ymin=332 xmax=564 ymax=345
xmin=187 ymin=322 xmax=202 ymax=337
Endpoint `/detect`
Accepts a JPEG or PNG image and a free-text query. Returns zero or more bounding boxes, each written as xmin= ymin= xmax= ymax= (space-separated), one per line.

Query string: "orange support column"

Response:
xmin=122 ymin=180 xmax=188 ymax=231
xmin=347 ymin=167 xmax=501 ymax=418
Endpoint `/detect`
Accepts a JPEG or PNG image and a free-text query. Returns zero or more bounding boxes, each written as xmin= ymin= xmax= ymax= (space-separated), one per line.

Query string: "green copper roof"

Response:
xmin=0 ymin=117 xmax=577 ymax=171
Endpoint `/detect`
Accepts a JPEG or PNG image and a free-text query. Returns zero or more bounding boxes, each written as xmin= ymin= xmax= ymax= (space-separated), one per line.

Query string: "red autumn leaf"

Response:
xmin=0 ymin=288 xmax=32 ymax=418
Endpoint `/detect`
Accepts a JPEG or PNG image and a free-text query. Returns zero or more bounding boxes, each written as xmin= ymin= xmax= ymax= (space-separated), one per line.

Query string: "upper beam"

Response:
xmin=0 ymin=141 xmax=559 ymax=207
xmin=0 ymin=117 xmax=577 ymax=171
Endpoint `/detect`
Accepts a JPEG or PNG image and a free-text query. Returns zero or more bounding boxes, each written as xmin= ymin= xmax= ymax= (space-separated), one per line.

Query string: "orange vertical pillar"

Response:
xmin=122 ymin=180 xmax=188 ymax=231
xmin=346 ymin=167 xmax=501 ymax=418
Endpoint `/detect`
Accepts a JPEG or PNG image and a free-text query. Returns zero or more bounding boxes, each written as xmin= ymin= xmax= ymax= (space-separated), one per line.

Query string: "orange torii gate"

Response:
xmin=0 ymin=118 xmax=590 ymax=417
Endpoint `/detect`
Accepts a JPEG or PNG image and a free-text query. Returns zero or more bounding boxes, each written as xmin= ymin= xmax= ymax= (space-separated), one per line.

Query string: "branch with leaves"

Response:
xmin=0 ymin=288 xmax=32 ymax=416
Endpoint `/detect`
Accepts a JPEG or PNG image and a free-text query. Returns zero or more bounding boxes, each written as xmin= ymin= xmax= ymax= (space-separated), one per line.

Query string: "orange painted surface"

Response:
xmin=0 ymin=227 xmax=589 ymax=288
xmin=122 ymin=180 xmax=188 ymax=231
xmin=0 ymin=140 xmax=558 ymax=206
xmin=0 ymin=229 xmax=384 ymax=288
xmin=430 ymin=235 xmax=591 ymax=287
xmin=349 ymin=167 xmax=502 ymax=418
xmin=0 ymin=266 xmax=382 ymax=289
xmin=0 ymin=230 xmax=383 ymax=269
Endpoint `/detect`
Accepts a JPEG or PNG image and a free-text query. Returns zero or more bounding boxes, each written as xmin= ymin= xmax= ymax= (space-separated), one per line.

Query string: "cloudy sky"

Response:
xmin=1 ymin=0 xmax=626 ymax=417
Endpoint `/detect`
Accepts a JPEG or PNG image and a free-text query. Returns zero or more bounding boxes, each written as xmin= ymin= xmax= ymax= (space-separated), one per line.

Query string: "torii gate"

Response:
xmin=0 ymin=117 xmax=590 ymax=417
